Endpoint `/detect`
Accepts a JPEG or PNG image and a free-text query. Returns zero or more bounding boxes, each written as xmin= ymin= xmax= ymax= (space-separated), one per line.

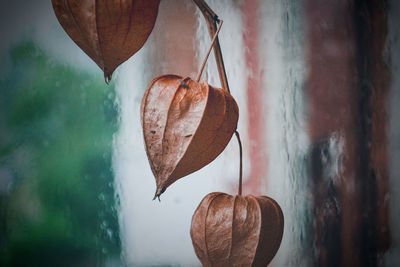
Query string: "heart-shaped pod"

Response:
xmin=52 ymin=0 xmax=160 ymax=82
xmin=141 ymin=75 xmax=239 ymax=198
xmin=191 ymin=192 xmax=284 ymax=267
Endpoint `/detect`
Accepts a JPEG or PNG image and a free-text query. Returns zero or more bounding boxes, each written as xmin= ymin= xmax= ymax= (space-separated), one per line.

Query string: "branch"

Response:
xmin=193 ymin=0 xmax=230 ymax=93
xmin=194 ymin=0 xmax=243 ymax=195
xmin=196 ymin=20 xmax=223 ymax=82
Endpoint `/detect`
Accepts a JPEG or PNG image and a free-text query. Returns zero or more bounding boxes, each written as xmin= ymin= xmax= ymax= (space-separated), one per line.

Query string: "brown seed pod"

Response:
xmin=190 ymin=192 xmax=284 ymax=267
xmin=51 ymin=0 xmax=160 ymax=82
xmin=140 ymin=75 xmax=239 ymax=199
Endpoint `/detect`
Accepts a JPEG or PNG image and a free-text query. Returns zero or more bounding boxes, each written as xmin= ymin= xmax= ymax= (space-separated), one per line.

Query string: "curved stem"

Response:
xmin=235 ymin=131 xmax=243 ymax=196
xmin=193 ymin=0 xmax=230 ymax=93
xmin=196 ymin=20 xmax=223 ymax=82
xmin=194 ymin=0 xmax=243 ymax=195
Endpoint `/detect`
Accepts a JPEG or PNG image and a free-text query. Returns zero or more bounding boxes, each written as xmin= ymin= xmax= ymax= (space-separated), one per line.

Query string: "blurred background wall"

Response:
xmin=0 ymin=0 xmax=121 ymax=266
xmin=1 ymin=0 xmax=400 ymax=266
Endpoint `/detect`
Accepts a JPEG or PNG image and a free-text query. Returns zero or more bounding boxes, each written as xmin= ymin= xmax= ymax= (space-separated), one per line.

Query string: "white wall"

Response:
xmin=260 ymin=1 xmax=311 ymax=266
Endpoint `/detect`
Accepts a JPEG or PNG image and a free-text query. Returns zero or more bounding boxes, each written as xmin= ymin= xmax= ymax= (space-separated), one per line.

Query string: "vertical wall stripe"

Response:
xmin=306 ymin=0 xmax=391 ymax=265
xmin=240 ymin=0 xmax=266 ymax=196
xmin=261 ymin=0 xmax=310 ymax=266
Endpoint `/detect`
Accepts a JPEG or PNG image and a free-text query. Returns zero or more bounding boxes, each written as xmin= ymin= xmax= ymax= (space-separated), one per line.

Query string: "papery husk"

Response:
xmin=190 ymin=192 xmax=284 ymax=267
xmin=140 ymin=75 xmax=239 ymax=198
xmin=51 ymin=0 xmax=160 ymax=82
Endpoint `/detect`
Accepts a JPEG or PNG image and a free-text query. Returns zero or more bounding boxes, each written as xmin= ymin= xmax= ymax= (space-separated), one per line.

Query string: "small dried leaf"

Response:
xmin=140 ymin=75 xmax=239 ymax=198
xmin=191 ymin=192 xmax=284 ymax=267
xmin=51 ymin=0 xmax=160 ymax=81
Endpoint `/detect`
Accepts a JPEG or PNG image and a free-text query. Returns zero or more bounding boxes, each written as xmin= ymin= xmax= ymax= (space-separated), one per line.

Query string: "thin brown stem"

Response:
xmin=192 ymin=0 xmax=230 ymax=93
xmin=194 ymin=0 xmax=242 ymax=195
xmin=235 ymin=131 xmax=243 ymax=196
xmin=196 ymin=20 xmax=223 ymax=82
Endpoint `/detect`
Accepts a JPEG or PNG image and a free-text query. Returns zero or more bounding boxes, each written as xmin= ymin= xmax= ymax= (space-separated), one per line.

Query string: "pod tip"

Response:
xmin=153 ymin=187 xmax=166 ymax=202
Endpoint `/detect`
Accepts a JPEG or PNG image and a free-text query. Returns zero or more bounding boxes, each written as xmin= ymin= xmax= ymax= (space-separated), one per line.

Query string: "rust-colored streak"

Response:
xmin=240 ymin=0 xmax=266 ymax=195
xmin=141 ymin=75 xmax=239 ymax=198
xmin=305 ymin=0 xmax=391 ymax=266
xmin=306 ymin=1 xmax=356 ymax=265
xmin=51 ymin=0 xmax=160 ymax=81
xmin=191 ymin=192 xmax=284 ymax=267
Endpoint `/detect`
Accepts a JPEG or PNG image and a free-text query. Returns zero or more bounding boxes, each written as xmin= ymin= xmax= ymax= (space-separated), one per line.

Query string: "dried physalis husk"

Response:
xmin=51 ymin=0 xmax=160 ymax=82
xmin=191 ymin=192 xmax=284 ymax=267
xmin=140 ymin=75 xmax=239 ymax=199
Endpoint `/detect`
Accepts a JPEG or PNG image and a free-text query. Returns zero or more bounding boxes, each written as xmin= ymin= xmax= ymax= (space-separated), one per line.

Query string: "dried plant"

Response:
xmin=52 ymin=0 xmax=160 ymax=83
xmin=52 ymin=1 xmax=285 ymax=265
xmin=141 ymin=75 xmax=238 ymax=199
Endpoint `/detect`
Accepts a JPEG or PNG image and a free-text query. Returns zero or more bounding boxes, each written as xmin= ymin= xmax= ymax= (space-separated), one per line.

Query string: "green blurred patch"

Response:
xmin=0 ymin=42 xmax=120 ymax=266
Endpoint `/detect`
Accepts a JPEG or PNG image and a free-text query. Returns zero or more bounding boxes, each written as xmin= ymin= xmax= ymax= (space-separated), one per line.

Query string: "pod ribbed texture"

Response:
xmin=191 ymin=192 xmax=284 ymax=267
xmin=141 ymin=75 xmax=239 ymax=197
